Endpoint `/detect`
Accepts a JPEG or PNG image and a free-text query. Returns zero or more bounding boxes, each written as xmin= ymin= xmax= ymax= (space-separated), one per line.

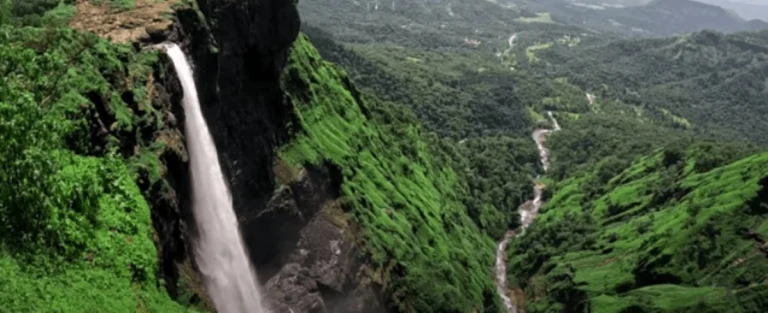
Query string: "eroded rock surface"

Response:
xmin=261 ymin=166 xmax=388 ymax=313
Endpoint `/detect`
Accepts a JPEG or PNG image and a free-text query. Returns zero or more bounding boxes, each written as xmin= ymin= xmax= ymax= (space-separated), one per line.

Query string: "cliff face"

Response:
xmin=261 ymin=165 xmax=388 ymax=313
xmin=150 ymin=0 xmax=390 ymax=311
xmin=172 ymin=0 xmax=302 ymax=269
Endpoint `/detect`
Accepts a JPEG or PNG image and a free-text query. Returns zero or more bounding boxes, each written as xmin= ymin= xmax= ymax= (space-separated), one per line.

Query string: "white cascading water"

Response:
xmin=164 ymin=43 xmax=268 ymax=313
xmin=508 ymin=33 xmax=518 ymax=48
xmin=494 ymin=230 xmax=516 ymax=313
xmin=533 ymin=129 xmax=552 ymax=172
xmin=494 ymin=111 xmax=561 ymax=313
xmin=548 ymin=111 xmax=561 ymax=131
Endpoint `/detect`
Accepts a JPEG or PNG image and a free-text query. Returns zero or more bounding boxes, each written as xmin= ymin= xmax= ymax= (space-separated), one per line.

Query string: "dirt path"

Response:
xmin=69 ymin=0 xmax=180 ymax=43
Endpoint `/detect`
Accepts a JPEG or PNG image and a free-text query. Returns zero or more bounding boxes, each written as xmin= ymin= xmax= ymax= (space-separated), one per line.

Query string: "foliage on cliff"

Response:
xmin=1 ymin=0 xmax=76 ymax=27
xmin=508 ymin=145 xmax=768 ymax=313
xmin=279 ymin=34 xmax=504 ymax=313
xmin=0 ymin=26 xmax=192 ymax=312
xmin=2 ymin=0 xmax=147 ymax=28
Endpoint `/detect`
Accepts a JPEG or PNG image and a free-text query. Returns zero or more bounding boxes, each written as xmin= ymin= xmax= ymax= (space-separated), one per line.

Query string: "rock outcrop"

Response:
xmin=261 ymin=166 xmax=387 ymax=313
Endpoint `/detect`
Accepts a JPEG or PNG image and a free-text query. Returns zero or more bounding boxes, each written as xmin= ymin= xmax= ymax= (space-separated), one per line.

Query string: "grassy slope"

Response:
xmin=508 ymin=147 xmax=768 ymax=313
xmin=0 ymin=27 xmax=191 ymax=312
xmin=279 ymin=34 xmax=502 ymax=313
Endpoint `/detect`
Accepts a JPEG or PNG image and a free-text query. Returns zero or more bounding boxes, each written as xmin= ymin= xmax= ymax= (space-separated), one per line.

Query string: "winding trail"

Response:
xmin=494 ymin=111 xmax=561 ymax=313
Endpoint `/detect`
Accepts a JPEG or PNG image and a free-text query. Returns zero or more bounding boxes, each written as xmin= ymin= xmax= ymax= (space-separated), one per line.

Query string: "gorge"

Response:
xmin=494 ymin=111 xmax=562 ymax=313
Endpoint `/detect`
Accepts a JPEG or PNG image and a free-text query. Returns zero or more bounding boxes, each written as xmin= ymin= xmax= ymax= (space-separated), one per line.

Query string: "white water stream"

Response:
xmin=164 ymin=43 xmax=268 ymax=313
xmin=494 ymin=111 xmax=561 ymax=313
xmin=508 ymin=33 xmax=518 ymax=48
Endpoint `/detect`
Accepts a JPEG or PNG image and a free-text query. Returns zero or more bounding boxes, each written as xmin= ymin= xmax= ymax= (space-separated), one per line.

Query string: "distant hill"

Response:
xmin=298 ymin=0 xmax=592 ymax=47
xmin=564 ymin=0 xmax=650 ymax=6
xmin=746 ymin=18 xmax=768 ymax=30
xmin=300 ymin=0 xmax=768 ymax=47
xmin=593 ymin=0 xmax=767 ymax=36
xmin=696 ymin=0 xmax=768 ymax=22
xmin=509 ymin=0 xmax=768 ymax=37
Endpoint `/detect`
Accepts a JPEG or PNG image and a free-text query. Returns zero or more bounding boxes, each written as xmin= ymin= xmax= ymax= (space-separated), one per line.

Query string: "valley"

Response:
xmin=0 ymin=0 xmax=766 ymax=312
xmin=299 ymin=0 xmax=768 ymax=311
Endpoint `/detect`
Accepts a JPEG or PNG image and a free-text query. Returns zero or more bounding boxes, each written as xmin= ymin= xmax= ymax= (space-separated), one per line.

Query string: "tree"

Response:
xmin=0 ymin=0 xmax=13 ymax=25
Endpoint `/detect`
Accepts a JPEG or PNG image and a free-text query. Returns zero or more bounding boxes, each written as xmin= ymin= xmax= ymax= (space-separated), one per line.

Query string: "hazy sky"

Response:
xmin=583 ymin=0 xmax=768 ymax=7
xmin=714 ymin=0 xmax=765 ymax=5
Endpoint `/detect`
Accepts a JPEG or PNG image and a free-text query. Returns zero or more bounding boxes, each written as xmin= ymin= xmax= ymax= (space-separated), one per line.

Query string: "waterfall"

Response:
xmin=494 ymin=111 xmax=562 ymax=313
xmin=533 ymin=112 xmax=560 ymax=172
xmin=533 ymin=129 xmax=552 ymax=172
xmin=548 ymin=111 xmax=561 ymax=131
xmin=164 ymin=43 xmax=268 ymax=313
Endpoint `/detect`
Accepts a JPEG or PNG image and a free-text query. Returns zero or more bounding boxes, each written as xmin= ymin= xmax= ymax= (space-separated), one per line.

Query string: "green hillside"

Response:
xmin=279 ymin=34 xmax=504 ymax=313
xmin=508 ymin=146 xmax=768 ymax=312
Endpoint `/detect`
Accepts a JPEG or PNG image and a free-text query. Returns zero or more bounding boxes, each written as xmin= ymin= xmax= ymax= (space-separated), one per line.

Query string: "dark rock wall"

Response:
xmin=147 ymin=60 xmax=191 ymax=301
xmin=147 ymin=0 xmax=391 ymax=311
xmin=262 ymin=165 xmax=388 ymax=313
xmin=174 ymin=0 xmax=302 ymax=270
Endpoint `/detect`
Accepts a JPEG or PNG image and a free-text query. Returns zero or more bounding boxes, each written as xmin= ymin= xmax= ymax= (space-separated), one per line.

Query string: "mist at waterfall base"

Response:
xmin=164 ymin=43 xmax=269 ymax=313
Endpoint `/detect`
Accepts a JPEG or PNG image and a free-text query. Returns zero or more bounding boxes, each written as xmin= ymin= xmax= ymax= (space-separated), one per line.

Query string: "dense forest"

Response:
xmin=535 ymin=29 xmax=768 ymax=145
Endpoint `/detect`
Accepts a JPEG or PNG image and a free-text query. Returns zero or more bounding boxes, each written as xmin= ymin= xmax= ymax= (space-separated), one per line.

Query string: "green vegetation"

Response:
xmin=280 ymin=34 xmax=504 ymax=313
xmin=536 ymin=29 xmax=768 ymax=146
xmin=3 ymin=0 xmax=768 ymax=312
xmin=546 ymin=113 xmax=687 ymax=180
xmin=0 ymin=26 xmax=192 ymax=312
xmin=508 ymin=146 xmax=768 ymax=313
xmin=1 ymin=0 xmax=146 ymax=28
xmin=299 ymin=2 xmax=768 ymax=312
xmin=303 ymin=27 xmax=555 ymax=238
xmin=458 ymin=136 xmax=539 ymax=238
xmin=2 ymin=0 xmax=76 ymax=27
xmin=337 ymin=40 xmax=533 ymax=139
xmin=526 ymin=42 xmax=553 ymax=64
xmin=89 ymin=0 xmax=137 ymax=11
